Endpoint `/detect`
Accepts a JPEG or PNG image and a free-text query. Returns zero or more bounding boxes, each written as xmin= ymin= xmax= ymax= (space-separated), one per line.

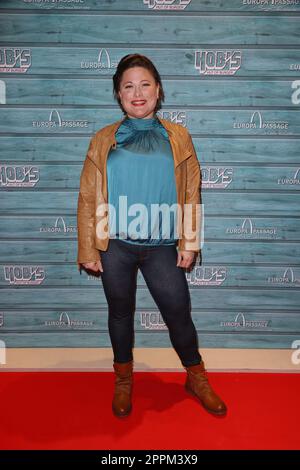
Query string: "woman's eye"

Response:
xmin=124 ymin=84 xmax=150 ymax=89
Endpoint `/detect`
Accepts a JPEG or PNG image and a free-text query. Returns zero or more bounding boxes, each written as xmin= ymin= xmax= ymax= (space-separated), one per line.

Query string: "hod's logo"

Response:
xmin=195 ymin=50 xmax=242 ymax=75
xmin=201 ymin=167 xmax=233 ymax=189
xmin=0 ymin=165 xmax=39 ymax=187
xmin=186 ymin=266 xmax=227 ymax=286
xmin=4 ymin=266 xmax=45 ymax=285
xmin=157 ymin=110 xmax=187 ymax=126
xmin=140 ymin=312 xmax=167 ymax=330
xmin=0 ymin=48 xmax=31 ymax=73
xmin=143 ymin=0 xmax=192 ymax=10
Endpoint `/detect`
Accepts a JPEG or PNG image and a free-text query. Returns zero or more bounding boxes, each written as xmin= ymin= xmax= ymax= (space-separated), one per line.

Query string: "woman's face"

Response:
xmin=118 ymin=66 xmax=159 ymax=119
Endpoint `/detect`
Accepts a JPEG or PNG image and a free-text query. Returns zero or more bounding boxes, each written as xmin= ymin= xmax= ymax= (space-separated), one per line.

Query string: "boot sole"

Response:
xmin=112 ymin=405 xmax=132 ymax=418
xmin=185 ymin=385 xmax=227 ymax=416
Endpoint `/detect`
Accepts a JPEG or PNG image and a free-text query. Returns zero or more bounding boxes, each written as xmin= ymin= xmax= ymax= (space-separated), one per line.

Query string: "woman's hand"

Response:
xmin=176 ymin=250 xmax=195 ymax=269
xmin=82 ymin=259 xmax=103 ymax=273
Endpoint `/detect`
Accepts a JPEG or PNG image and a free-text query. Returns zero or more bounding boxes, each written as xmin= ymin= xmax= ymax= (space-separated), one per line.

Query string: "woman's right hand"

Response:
xmin=82 ymin=259 xmax=103 ymax=273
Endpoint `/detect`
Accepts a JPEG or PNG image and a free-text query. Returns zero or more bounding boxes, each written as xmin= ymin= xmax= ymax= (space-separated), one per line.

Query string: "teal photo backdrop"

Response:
xmin=0 ymin=0 xmax=300 ymax=351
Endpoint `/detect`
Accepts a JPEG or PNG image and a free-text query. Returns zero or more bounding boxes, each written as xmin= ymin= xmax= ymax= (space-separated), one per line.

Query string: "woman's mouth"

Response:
xmin=132 ymin=100 xmax=146 ymax=106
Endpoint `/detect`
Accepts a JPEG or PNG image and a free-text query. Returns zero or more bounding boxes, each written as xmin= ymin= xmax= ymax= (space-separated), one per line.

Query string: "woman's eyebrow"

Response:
xmin=123 ymin=79 xmax=151 ymax=85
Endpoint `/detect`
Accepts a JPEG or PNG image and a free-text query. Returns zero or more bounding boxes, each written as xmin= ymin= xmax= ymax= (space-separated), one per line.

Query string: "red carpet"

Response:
xmin=0 ymin=371 xmax=299 ymax=450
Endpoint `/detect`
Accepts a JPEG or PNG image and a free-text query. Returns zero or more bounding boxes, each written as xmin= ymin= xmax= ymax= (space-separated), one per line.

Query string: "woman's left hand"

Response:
xmin=176 ymin=250 xmax=196 ymax=269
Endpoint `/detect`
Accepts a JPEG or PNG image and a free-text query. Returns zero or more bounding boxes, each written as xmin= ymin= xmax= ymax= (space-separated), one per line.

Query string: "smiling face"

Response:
xmin=118 ymin=66 xmax=160 ymax=119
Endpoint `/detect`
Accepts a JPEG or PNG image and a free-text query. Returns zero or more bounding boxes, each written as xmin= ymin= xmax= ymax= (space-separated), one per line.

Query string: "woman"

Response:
xmin=77 ymin=54 xmax=226 ymax=418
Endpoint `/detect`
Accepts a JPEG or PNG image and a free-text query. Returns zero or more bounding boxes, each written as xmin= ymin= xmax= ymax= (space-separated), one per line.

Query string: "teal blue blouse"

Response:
xmin=107 ymin=115 xmax=178 ymax=245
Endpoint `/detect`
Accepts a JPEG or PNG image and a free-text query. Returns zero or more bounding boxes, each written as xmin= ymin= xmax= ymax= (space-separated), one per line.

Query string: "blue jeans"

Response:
xmin=99 ymin=239 xmax=202 ymax=367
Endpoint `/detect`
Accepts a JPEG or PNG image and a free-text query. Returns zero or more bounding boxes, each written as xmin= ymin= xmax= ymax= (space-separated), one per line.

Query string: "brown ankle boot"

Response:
xmin=185 ymin=361 xmax=227 ymax=416
xmin=112 ymin=361 xmax=133 ymax=418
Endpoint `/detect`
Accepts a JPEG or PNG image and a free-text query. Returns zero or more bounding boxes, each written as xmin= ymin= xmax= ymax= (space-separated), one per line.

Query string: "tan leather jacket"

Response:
xmin=77 ymin=115 xmax=202 ymax=271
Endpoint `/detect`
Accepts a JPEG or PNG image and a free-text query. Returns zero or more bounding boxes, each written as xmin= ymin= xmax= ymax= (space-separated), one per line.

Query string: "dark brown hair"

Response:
xmin=112 ymin=53 xmax=165 ymax=114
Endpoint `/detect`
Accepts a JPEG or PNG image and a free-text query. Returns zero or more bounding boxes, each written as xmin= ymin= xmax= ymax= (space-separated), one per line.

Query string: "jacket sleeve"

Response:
xmin=76 ymin=135 xmax=101 ymax=271
xmin=179 ymin=129 xmax=202 ymax=253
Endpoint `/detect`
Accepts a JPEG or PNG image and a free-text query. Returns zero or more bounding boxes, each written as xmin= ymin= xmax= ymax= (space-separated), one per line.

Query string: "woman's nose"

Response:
xmin=134 ymin=86 xmax=142 ymax=97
